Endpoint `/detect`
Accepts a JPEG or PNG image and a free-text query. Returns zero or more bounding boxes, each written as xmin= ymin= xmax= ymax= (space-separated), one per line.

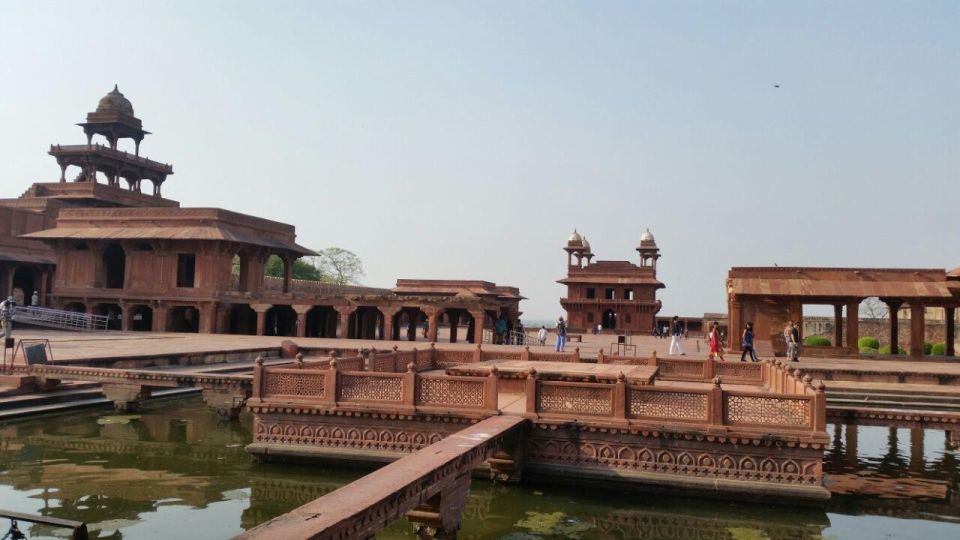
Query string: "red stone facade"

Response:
xmin=2 ymin=87 xmax=523 ymax=342
xmin=727 ymin=267 xmax=960 ymax=357
xmin=558 ymin=230 xmax=664 ymax=333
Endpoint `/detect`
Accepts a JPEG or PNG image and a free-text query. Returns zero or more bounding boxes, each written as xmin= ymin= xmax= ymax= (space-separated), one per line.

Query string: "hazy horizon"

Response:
xmin=2 ymin=1 xmax=957 ymax=319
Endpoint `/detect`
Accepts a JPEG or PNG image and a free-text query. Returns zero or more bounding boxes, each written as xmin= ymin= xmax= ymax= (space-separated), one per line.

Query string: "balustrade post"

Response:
xmin=252 ymin=356 xmax=263 ymax=399
xmin=324 ymin=358 xmax=338 ymax=405
xmin=522 ymin=346 xmax=530 ymax=361
xmin=709 ymin=377 xmax=723 ymax=425
xmin=614 ymin=372 xmax=626 ymax=420
xmin=429 ymin=342 xmax=437 ymax=367
xmin=411 ymin=347 xmax=418 ymax=371
xmin=484 ymin=366 xmax=499 ymax=412
xmin=404 ymin=362 xmax=417 ymax=409
xmin=813 ymin=382 xmax=827 ymax=432
xmin=368 ymin=348 xmax=377 ymax=371
xmin=573 ymin=347 xmax=580 ymax=363
xmin=649 ymin=350 xmax=658 ymax=367
xmin=704 ymin=357 xmax=715 ymax=380
xmin=295 ymin=353 xmax=304 ymax=369
xmin=474 ymin=344 xmax=482 ymax=363
xmin=525 ymin=367 xmax=538 ymax=415
xmin=597 ymin=349 xmax=605 ymax=364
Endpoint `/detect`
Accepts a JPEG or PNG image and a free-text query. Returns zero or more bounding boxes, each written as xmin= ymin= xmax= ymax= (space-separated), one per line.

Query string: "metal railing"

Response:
xmin=483 ymin=329 xmax=538 ymax=345
xmin=13 ymin=306 xmax=109 ymax=331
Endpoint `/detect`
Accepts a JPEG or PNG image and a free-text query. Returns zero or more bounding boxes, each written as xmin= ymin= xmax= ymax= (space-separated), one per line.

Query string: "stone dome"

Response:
xmin=567 ymin=229 xmax=584 ymax=247
xmin=96 ymin=85 xmax=134 ymax=116
xmin=582 ymin=236 xmax=591 ymax=251
xmin=640 ymin=228 xmax=655 ymax=243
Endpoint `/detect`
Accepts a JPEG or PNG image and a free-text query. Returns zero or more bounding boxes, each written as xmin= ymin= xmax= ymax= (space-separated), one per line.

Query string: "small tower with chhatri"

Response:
xmin=48 ymin=85 xmax=174 ymax=197
xmin=558 ymin=229 xmax=664 ymax=333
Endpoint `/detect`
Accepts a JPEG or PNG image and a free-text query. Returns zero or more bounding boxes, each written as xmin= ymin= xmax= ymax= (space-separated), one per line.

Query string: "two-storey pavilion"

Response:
xmin=558 ymin=229 xmax=664 ymax=333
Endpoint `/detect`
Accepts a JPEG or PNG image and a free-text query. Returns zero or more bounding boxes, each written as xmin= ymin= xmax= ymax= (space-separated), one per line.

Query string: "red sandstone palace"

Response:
xmin=558 ymin=229 xmax=663 ymax=333
xmin=0 ymin=87 xmax=522 ymax=342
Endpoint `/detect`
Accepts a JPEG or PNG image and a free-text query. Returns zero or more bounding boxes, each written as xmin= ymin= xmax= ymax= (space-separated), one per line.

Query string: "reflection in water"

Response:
xmin=0 ymin=398 xmax=958 ymax=539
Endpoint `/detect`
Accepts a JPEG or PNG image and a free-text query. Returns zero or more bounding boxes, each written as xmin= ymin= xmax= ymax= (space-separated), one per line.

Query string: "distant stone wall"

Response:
xmin=803 ymin=318 xmax=956 ymax=348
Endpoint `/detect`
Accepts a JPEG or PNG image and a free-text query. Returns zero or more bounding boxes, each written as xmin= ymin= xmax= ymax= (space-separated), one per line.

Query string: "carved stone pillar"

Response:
xmin=119 ymin=302 xmax=131 ymax=332
xmin=335 ymin=306 xmax=356 ymax=339
xmin=469 ymin=310 xmax=486 ymax=344
xmin=886 ymin=300 xmax=903 ymax=354
xmin=292 ymin=305 xmax=310 ymax=338
xmin=447 ymin=309 xmax=460 ymax=343
xmin=833 ymin=304 xmax=843 ymax=347
xmin=946 ymin=307 xmax=956 ymax=357
xmin=251 ymin=303 xmax=272 ymax=336
xmin=910 ymin=303 xmax=925 ymax=357
xmin=379 ymin=306 xmax=400 ymax=341
xmin=424 ymin=307 xmax=439 ymax=343
xmin=846 ymin=301 xmax=860 ymax=352
xmin=152 ymin=304 xmax=168 ymax=332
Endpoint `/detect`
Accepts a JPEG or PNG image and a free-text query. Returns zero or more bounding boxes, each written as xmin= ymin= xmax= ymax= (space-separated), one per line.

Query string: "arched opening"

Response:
xmin=11 ymin=267 xmax=37 ymax=305
xmin=63 ymin=302 xmax=86 ymax=313
xmin=129 ymin=305 xmax=153 ymax=332
xmin=392 ymin=308 xmax=426 ymax=341
xmin=305 ymin=306 xmax=337 ymax=338
xmin=227 ymin=304 xmax=257 ymax=335
xmin=93 ymin=303 xmax=123 ymax=331
xmin=101 ymin=243 xmax=126 ymax=289
xmin=349 ymin=306 xmax=382 ymax=340
xmin=168 ymin=306 xmax=200 ymax=333
xmin=265 ymin=305 xmax=297 ymax=337
xmin=602 ymin=309 xmax=617 ymax=330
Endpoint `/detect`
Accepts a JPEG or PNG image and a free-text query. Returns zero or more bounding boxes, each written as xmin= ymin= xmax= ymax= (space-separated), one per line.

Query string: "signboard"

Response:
xmin=24 ymin=344 xmax=48 ymax=365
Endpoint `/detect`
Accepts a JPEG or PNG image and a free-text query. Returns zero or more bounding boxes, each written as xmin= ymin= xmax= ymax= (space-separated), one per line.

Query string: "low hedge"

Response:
xmin=858 ymin=337 xmax=880 ymax=350
xmin=879 ymin=345 xmax=906 ymax=355
xmin=932 ymin=343 xmax=947 ymax=355
xmin=924 ymin=342 xmax=933 ymax=355
xmin=804 ymin=336 xmax=831 ymax=347
xmin=860 ymin=347 xmax=879 ymax=355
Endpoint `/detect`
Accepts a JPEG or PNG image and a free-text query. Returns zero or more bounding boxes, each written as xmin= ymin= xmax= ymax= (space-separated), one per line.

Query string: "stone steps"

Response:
xmin=0 ymin=386 xmax=198 ymax=421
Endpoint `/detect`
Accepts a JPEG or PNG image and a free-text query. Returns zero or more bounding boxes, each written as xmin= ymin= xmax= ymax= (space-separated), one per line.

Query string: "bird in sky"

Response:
xmin=774 ymin=84 xmax=780 ymax=88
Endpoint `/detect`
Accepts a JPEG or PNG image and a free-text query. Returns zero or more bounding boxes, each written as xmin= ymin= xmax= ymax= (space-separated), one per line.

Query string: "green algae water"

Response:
xmin=1 ymin=397 xmax=959 ymax=539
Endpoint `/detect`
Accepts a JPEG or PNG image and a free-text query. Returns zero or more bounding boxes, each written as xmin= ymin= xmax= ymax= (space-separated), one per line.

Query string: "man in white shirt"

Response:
xmin=537 ymin=326 xmax=547 ymax=346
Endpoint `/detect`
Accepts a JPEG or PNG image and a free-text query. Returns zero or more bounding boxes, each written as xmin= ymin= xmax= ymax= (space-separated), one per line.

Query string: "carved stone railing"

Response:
xmin=598 ymin=350 xmax=767 ymax=385
xmin=525 ymin=364 xmax=825 ymax=432
xmin=253 ymin=359 xmax=498 ymax=415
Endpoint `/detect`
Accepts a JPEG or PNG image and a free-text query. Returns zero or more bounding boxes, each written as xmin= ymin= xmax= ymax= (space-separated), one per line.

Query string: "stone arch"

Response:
xmin=168 ymin=306 xmax=200 ymax=333
xmin=128 ymin=304 xmax=153 ymax=332
xmin=227 ymin=304 xmax=257 ymax=335
xmin=93 ymin=303 xmax=123 ymax=331
xmin=265 ymin=305 xmax=297 ymax=337
xmin=305 ymin=305 xmax=337 ymax=338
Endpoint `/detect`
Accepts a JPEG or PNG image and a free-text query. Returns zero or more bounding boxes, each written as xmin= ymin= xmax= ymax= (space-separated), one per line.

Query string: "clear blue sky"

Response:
xmin=1 ymin=1 xmax=957 ymax=319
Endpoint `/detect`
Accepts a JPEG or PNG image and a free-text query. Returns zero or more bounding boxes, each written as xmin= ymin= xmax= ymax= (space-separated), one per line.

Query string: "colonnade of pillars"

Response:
xmin=811 ymin=301 xmax=955 ymax=357
xmin=243 ymin=304 xmax=491 ymax=343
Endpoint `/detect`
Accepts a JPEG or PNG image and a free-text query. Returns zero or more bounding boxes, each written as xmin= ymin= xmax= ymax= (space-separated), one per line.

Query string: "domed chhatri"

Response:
xmin=582 ymin=236 xmax=591 ymax=251
xmin=96 ymin=84 xmax=134 ymax=116
xmin=566 ymin=229 xmax=584 ymax=247
xmin=640 ymin=228 xmax=655 ymax=244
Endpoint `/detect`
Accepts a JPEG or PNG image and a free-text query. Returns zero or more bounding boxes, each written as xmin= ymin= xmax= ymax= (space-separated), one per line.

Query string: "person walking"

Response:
xmin=740 ymin=322 xmax=759 ymax=362
xmin=708 ymin=321 xmax=725 ymax=361
xmin=494 ymin=317 xmax=507 ymax=344
xmin=790 ymin=321 xmax=801 ymax=362
xmin=555 ymin=317 xmax=567 ymax=352
xmin=669 ymin=316 xmax=685 ymax=356
xmin=537 ymin=325 xmax=547 ymax=346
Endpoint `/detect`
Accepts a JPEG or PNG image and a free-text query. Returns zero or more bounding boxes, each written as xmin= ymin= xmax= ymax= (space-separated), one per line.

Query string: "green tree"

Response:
xmin=263 ymin=255 xmax=328 ymax=281
xmin=317 ymin=247 xmax=365 ymax=285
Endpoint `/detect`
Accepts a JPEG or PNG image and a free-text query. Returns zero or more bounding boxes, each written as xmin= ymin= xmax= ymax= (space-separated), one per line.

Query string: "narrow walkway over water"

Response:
xmin=238 ymin=415 xmax=526 ymax=540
